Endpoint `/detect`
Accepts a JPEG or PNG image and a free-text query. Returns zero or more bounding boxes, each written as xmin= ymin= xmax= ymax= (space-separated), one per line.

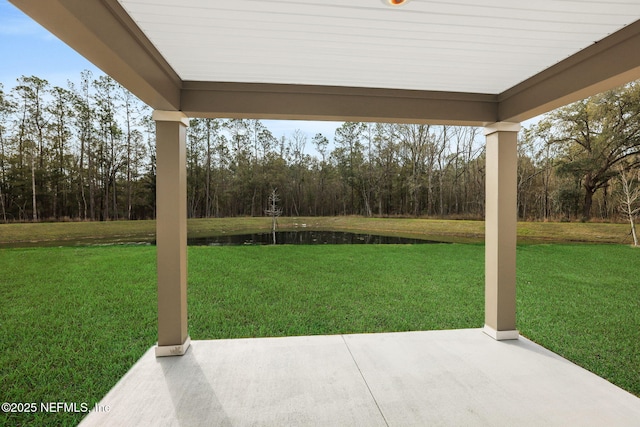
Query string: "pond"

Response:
xmin=0 ymin=230 xmax=446 ymax=248
xmin=187 ymin=230 xmax=444 ymax=246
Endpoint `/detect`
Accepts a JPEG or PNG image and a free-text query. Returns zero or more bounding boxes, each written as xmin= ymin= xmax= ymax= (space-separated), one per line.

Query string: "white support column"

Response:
xmin=483 ymin=122 xmax=520 ymax=341
xmin=153 ymin=110 xmax=191 ymax=357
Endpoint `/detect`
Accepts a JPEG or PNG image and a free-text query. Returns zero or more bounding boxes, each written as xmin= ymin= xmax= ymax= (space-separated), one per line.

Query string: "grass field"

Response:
xmin=1 ymin=242 xmax=638 ymax=426
xmin=0 ymin=216 xmax=635 ymax=246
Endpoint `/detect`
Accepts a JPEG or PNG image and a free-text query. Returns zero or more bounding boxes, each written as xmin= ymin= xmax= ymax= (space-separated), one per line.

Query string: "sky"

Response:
xmin=0 ymin=1 xmax=102 ymax=88
xmin=0 ymin=0 xmax=344 ymax=146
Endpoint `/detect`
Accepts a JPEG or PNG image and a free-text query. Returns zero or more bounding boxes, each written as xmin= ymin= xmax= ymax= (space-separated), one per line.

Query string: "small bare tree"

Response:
xmin=618 ymin=167 xmax=640 ymax=247
xmin=264 ymin=188 xmax=282 ymax=244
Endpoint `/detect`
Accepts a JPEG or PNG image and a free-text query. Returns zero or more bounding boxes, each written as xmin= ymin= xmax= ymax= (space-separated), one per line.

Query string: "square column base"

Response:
xmin=483 ymin=325 xmax=519 ymax=341
xmin=155 ymin=336 xmax=191 ymax=357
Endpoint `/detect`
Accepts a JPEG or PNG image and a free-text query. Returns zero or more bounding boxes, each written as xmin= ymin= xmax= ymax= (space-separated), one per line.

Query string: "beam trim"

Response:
xmin=483 ymin=325 xmax=519 ymax=341
xmin=156 ymin=337 xmax=191 ymax=357
xmin=181 ymin=82 xmax=499 ymax=125
xmin=483 ymin=122 xmax=521 ymax=135
xmin=152 ymin=110 xmax=190 ymax=126
xmin=498 ymin=19 xmax=640 ymax=122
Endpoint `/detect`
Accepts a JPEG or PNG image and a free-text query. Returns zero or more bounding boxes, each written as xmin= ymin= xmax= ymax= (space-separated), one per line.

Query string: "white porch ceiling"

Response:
xmin=117 ymin=0 xmax=640 ymax=94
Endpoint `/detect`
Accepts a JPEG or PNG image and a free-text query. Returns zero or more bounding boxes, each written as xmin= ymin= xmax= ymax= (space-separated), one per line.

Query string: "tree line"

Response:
xmin=0 ymin=73 xmax=639 ymax=223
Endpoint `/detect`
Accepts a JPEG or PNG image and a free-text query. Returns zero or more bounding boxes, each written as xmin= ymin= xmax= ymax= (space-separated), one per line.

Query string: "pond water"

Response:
xmin=187 ymin=230 xmax=444 ymax=246
xmin=0 ymin=230 xmax=445 ymax=248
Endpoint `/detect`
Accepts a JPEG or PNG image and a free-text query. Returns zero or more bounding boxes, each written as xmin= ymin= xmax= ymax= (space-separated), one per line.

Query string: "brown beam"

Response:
xmin=181 ymin=82 xmax=498 ymax=126
xmin=9 ymin=0 xmax=182 ymax=110
xmin=499 ymin=19 xmax=640 ymax=122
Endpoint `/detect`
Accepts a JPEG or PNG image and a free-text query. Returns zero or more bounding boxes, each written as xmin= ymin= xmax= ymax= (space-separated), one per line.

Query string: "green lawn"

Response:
xmin=0 ymin=244 xmax=638 ymax=425
xmin=0 ymin=216 xmax=635 ymax=246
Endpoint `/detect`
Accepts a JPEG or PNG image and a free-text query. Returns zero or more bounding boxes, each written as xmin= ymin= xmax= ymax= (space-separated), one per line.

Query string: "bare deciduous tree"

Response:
xmin=265 ymin=188 xmax=282 ymax=244
xmin=618 ymin=166 xmax=640 ymax=246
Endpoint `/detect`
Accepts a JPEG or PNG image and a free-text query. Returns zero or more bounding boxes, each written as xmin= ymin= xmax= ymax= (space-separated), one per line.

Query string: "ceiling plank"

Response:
xmin=498 ymin=19 xmax=640 ymax=122
xmin=9 ymin=0 xmax=182 ymax=110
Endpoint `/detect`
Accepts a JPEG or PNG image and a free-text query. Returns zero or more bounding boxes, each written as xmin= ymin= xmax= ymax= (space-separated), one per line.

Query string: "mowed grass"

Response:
xmin=1 ymin=244 xmax=639 ymax=425
xmin=0 ymin=246 xmax=158 ymax=427
xmin=0 ymin=216 xmax=635 ymax=246
xmin=517 ymin=244 xmax=640 ymax=396
xmin=187 ymin=244 xmax=485 ymax=338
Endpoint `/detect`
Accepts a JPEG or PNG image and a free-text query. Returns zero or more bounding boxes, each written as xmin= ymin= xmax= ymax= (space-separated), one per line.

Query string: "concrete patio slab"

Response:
xmin=80 ymin=329 xmax=640 ymax=426
xmin=343 ymin=329 xmax=640 ymax=426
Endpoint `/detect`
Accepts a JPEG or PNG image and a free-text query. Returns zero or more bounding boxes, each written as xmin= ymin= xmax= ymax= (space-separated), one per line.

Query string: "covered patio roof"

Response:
xmin=9 ymin=0 xmax=640 ymax=124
